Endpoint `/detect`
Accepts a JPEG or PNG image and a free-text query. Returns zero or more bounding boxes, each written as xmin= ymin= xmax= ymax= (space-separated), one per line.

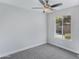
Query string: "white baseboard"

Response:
xmin=48 ymin=42 xmax=79 ymax=54
xmin=0 ymin=42 xmax=46 ymax=58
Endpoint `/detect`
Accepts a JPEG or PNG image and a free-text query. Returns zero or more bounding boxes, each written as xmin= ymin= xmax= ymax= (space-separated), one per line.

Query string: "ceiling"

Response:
xmin=0 ymin=0 xmax=79 ymax=11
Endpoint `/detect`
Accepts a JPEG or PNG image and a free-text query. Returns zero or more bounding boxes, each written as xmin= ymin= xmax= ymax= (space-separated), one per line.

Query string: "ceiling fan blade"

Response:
xmin=51 ymin=3 xmax=62 ymax=8
xmin=32 ymin=7 xmax=42 ymax=9
xmin=39 ymin=0 xmax=45 ymax=5
xmin=45 ymin=0 xmax=49 ymax=4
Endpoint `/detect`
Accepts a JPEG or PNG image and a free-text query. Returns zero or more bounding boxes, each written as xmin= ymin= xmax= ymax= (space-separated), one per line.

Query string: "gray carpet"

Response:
xmin=1 ymin=44 xmax=79 ymax=59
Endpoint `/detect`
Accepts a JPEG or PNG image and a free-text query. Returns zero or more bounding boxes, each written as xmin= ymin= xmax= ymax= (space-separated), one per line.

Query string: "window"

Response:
xmin=55 ymin=15 xmax=71 ymax=40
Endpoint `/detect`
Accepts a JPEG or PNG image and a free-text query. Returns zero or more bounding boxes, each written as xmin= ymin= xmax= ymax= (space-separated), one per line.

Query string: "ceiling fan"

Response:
xmin=32 ymin=0 xmax=62 ymax=13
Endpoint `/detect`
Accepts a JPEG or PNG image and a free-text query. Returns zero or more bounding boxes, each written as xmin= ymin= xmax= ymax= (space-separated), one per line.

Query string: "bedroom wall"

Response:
xmin=48 ymin=6 xmax=79 ymax=54
xmin=0 ymin=3 xmax=46 ymax=57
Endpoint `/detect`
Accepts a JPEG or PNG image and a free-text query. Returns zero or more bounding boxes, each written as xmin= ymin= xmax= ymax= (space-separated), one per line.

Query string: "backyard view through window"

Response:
xmin=56 ymin=15 xmax=71 ymax=40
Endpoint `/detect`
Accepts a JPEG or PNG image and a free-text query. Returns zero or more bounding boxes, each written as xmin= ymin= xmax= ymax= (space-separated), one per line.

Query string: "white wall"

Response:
xmin=48 ymin=6 xmax=79 ymax=54
xmin=0 ymin=3 xmax=46 ymax=57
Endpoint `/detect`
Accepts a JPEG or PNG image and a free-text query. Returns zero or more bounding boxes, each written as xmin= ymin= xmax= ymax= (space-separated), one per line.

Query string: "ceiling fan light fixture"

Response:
xmin=32 ymin=0 xmax=63 ymax=13
xmin=43 ymin=7 xmax=53 ymax=13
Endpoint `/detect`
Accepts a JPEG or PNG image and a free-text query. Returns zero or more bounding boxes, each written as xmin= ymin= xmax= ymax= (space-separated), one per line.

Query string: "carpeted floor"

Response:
xmin=1 ymin=44 xmax=79 ymax=59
